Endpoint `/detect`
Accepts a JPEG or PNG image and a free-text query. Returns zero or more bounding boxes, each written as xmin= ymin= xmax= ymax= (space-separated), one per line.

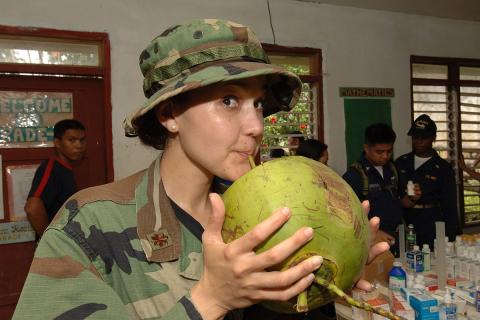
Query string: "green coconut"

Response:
xmin=221 ymin=156 xmax=400 ymax=320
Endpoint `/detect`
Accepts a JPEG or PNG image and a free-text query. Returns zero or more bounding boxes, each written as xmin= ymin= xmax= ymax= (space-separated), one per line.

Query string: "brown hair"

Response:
xmin=132 ymin=93 xmax=189 ymax=150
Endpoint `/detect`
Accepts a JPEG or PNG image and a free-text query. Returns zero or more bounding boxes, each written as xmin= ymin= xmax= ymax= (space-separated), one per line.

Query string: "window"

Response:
xmin=411 ymin=56 xmax=480 ymax=226
xmin=0 ymin=37 xmax=101 ymax=66
xmin=261 ymin=44 xmax=323 ymax=161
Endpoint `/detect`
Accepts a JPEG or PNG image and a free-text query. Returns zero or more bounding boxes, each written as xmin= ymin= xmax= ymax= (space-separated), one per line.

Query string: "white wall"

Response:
xmin=3 ymin=0 xmax=480 ymax=177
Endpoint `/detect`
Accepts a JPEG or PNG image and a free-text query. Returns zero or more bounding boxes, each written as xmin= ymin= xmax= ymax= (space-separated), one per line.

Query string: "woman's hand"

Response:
xmin=355 ymin=201 xmax=390 ymax=292
xmin=191 ymin=193 xmax=323 ymax=320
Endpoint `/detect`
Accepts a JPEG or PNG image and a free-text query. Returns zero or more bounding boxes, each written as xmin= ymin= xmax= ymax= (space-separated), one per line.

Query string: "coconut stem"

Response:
xmin=248 ymin=155 xmax=256 ymax=169
xmin=295 ymin=290 xmax=309 ymax=312
xmin=314 ymin=277 xmax=400 ymax=320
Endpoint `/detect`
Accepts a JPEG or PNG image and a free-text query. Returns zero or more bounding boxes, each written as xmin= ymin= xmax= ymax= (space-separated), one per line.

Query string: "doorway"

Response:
xmin=0 ymin=26 xmax=112 ymax=319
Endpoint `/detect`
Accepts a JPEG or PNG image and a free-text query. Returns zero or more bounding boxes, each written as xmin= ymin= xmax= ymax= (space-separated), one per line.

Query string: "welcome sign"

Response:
xmin=0 ymin=91 xmax=73 ymax=148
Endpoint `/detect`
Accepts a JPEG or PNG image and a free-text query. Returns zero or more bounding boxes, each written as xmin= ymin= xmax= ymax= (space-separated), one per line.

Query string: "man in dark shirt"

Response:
xmin=395 ymin=114 xmax=460 ymax=249
xmin=25 ymin=119 xmax=86 ymax=237
xmin=343 ymin=123 xmax=403 ymax=255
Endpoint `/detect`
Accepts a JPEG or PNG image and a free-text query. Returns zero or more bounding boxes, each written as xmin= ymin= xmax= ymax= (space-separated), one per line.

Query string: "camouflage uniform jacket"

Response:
xmin=14 ymin=159 xmax=211 ymax=319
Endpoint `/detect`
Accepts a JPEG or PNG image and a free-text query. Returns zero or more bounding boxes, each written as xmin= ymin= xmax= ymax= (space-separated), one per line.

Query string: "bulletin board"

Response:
xmin=344 ymin=99 xmax=392 ymax=166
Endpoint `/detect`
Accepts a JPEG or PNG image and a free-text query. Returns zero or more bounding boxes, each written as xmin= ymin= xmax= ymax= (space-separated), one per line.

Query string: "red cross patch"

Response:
xmin=147 ymin=229 xmax=173 ymax=250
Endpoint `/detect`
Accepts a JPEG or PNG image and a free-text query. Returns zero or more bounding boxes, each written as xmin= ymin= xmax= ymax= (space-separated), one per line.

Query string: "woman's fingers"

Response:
xmin=367 ymin=241 xmax=389 ymax=264
xmin=248 ymin=255 xmax=322 ymax=290
xmin=355 ymin=279 xmax=374 ymax=292
xmin=228 ymin=207 xmax=292 ymax=256
xmin=259 ymin=273 xmax=317 ymax=302
xmin=368 ymin=216 xmax=381 ymax=243
xmin=202 ymin=193 xmax=226 ymax=243
xmin=361 ymin=200 xmax=370 ymax=215
xmin=250 ymin=227 xmax=315 ymax=270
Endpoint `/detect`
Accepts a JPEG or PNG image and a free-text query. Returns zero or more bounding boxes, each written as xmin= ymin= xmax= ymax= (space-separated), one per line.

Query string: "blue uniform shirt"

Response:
xmin=395 ymin=151 xmax=459 ymax=247
xmin=28 ymin=157 xmax=77 ymax=222
xmin=343 ymin=154 xmax=403 ymax=235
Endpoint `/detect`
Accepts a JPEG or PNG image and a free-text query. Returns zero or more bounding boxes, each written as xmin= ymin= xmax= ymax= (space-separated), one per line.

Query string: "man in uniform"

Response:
xmin=343 ymin=123 xmax=403 ymax=256
xmin=287 ymin=130 xmax=305 ymax=155
xmin=25 ymin=119 xmax=86 ymax=237
xmin=395 ymin=114 xmax=459 ymax=249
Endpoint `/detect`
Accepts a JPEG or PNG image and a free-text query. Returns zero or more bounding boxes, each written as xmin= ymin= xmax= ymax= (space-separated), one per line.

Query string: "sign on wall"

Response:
xmin=339 ymin=87 xmax=395 ymax=98
xmin=0 ymin=91 xmax=73 ymax=148
xmin=0 ymin=221 xmax=35 ymax=244
xmin=6 ymin=164 xmax=40 ymax=221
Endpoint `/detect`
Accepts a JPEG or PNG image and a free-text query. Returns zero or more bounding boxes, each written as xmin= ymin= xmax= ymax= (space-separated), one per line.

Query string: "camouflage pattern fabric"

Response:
xmin=124 ymin=18 xmax=302 ymax=136
xmin=13 ymin=160 xmax=211 ymax=319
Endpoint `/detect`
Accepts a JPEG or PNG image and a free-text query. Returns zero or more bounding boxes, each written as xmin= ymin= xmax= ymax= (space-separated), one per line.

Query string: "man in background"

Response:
xmin=287 ymin=130 xmax=305 ymax=155
xmin=25 ymin=119 xmax=86 ymax=237
xmin=343 ymin=123 xmax=404 ymax=256
xmin=396 ymin=114 xmax=459 ymax=249
xmin=296 ymin=138 xmax=329 ymax=165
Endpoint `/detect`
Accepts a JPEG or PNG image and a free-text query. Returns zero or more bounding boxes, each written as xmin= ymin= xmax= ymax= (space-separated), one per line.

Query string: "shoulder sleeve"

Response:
xmin=342 ymin=168 xmax=364 ymax=200
xmin=28 ymin=159 xmax=55 ymax=205
xmin=13 ymin=227 xmax=198 ymax=320
xmin=14 ymin=205 xmax=199 ymax=320
xmin=13 ymin=228 xmax=130 ymax=319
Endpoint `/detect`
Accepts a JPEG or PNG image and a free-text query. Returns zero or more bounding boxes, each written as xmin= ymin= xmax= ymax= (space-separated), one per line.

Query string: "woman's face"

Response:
xmin=167 ymin=76 xmax=266 ymax=181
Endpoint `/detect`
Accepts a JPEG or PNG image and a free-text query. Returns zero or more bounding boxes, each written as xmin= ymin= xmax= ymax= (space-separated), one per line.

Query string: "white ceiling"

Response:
xmin=295 ymin=0 xmax=480 ymax=22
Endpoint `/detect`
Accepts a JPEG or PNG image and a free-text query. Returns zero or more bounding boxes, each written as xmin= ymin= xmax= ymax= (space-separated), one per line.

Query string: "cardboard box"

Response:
xmin=363 ymin=249 xmax=395 ymax=285
xmin=351 ymin=288 xmax=394 ymax=320
xmin=391 ymin=294 xmax=415 ymax=320
xmin=409 ymin=292 xmax=439 ymax=320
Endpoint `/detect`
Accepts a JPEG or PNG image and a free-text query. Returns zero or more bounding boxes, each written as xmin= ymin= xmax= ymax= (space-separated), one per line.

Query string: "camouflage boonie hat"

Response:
xmin=124 ymin=18 xmax=302 ymax=136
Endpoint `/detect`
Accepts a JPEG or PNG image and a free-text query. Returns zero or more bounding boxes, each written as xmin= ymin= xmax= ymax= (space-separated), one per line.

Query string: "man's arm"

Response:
xmin=25 ymin=197 xmax=49 ymax=237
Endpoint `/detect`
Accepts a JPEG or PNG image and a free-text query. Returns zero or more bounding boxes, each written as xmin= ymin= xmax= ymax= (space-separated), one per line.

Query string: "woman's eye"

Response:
xmin=222 ymin=96 xmax=239 ymax=109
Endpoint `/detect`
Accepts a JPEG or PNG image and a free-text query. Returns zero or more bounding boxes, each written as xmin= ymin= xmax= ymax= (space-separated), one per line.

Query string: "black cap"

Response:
xmin=408 ymin=114 xmax=437 ymax=138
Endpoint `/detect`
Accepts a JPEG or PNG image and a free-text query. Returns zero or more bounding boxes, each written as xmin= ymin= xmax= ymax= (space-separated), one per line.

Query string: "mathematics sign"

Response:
xmin=339 ymin=87 xmax=395 ymax=98
xmin=0 ymin=91 xmax=73 ymax=148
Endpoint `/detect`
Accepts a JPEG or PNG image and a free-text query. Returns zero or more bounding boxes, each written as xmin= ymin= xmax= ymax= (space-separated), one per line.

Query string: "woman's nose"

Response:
xmin=243 ymin=106 xmax=264 ymax=137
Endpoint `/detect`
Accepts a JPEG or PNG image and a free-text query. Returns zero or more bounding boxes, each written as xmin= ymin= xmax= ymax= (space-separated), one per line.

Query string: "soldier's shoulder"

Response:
xmin=76 ymin=170 xmax=145 ymax=206
xmin=50 ymin=170 xmax=146 ymax=226
xmin=433 ymin=156 xmax=453 ymax=170
xmin=395 ymin=153 xmax=411 ymax=163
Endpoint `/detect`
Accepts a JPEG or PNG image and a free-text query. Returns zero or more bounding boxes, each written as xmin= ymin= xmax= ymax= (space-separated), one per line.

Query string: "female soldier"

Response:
xmin=14 ymin=19 xmax=387 ymax=320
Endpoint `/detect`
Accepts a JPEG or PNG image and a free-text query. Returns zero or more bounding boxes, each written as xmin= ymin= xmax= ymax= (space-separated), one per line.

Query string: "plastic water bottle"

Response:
xmin=407 ymin=180 xmax=415 ymax=196
xmin=440 ymin=290 xmax=457 ymax=319
xmin=406 ymin=224 xmax=416 ymax=252
xmin=389 ymin=260 xmax=407 ymax=292
xmin=422 ymin=244 xmax=431 ymax=272
xmin=407 ymin=245 xmax=424 ymax=272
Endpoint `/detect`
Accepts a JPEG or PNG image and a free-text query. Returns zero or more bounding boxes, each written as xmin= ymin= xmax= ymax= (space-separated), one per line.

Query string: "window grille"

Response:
xmin=262 ymin=46 xmax=323 ymax=161
xmin=411 ymin=58 xmax=480 ymax=225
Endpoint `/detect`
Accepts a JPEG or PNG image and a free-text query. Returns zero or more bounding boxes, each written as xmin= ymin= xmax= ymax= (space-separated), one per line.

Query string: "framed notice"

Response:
xmin=0 ymin=221 xmax=35 ymax=244
xmin=5 ymin=164 xmax=39 ymax=221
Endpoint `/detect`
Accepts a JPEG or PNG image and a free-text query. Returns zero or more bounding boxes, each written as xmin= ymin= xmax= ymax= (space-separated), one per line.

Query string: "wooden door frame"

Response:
xmin=0 ymin=25 xmax=113 ymax=181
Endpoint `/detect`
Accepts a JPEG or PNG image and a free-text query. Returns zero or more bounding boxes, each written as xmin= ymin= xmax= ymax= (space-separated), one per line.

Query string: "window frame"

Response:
xmin=411 ymin=55 xmax=480 ymax=228
xmin=262 ymin=44 xmax=323 ymax=156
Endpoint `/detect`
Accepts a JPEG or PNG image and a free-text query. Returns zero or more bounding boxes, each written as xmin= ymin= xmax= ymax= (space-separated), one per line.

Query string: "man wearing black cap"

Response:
xmin=395 ymin=114 xmax=459 ymax=250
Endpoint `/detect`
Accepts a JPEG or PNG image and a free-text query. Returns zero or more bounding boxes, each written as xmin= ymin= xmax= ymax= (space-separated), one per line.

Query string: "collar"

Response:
xmin=53 ymin=156 xmax=73 ymax=170
xmin=136 ymin=157 xmax=182 ymax=263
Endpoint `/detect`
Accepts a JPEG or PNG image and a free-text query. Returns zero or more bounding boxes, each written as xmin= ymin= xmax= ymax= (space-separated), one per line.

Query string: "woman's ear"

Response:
xmin=155 ymin=102 xmax=178 ymax=133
